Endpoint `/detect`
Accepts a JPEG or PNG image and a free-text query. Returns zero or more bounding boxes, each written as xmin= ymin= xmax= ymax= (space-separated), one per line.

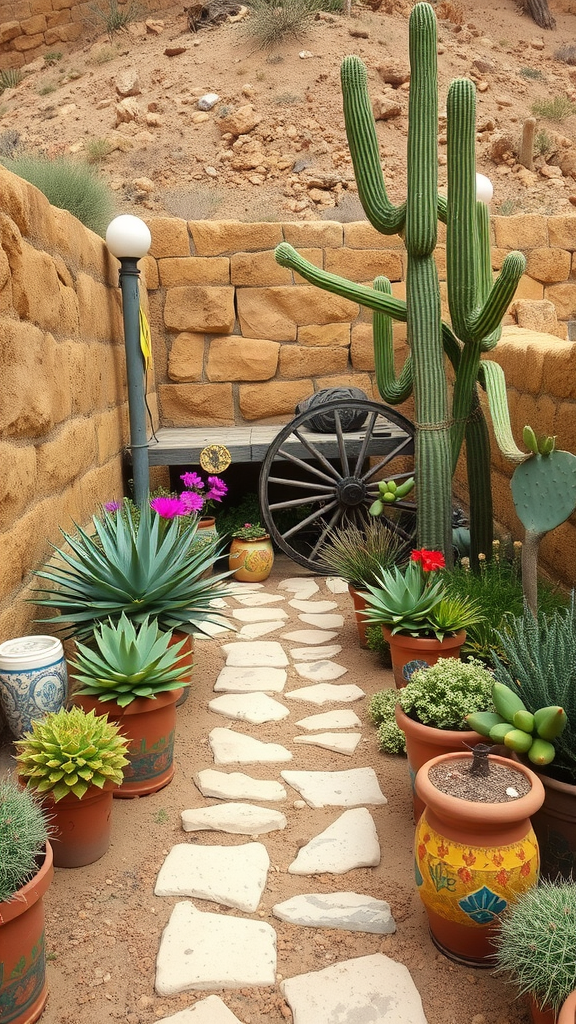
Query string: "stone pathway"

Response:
xmin=152 ymin=574 xmax=429 ymax=1024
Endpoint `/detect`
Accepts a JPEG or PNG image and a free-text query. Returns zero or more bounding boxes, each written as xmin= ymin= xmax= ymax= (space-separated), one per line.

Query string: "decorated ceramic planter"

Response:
xmin=0 ymin=842 xmax=53 ymax=1024
xmin=229 ymin=535 xmax=274 ymax=582
xmin=414 ymin=752 xmax=545 ymax=967
xmin=382 ymin=626 xmax=465 ymax=689
xmin=0 ymin=636 xmax=67 ymax=737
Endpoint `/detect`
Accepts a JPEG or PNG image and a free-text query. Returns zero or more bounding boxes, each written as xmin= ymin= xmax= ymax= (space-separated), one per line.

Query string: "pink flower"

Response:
xmin=180 ymin=471 xmax=203 ymax=490
xmin=150 ymin=496 xmax=187 ymax=519
xmin=207 ymin=475 xmax=227 ymax=493
xmin=180 ymin=490 xmax=204 ymax=514
xmin=104 ymin=501 xmax=121 ymax=512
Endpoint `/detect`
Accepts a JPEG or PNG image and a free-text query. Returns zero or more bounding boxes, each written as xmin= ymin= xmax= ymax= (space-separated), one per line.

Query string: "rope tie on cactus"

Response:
xmin=415 ymin=407 xmax=483 ymax=430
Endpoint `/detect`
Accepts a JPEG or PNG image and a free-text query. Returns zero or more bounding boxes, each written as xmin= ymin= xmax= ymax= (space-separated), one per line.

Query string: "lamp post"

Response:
xmin=106 ymin=214 xmax=152 ymax=509
xmin=475 ymin=172 xmax=493 ymax=205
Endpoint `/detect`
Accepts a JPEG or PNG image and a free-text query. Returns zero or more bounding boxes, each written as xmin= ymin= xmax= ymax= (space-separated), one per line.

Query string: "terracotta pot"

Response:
xmin=229 ymin=535 xmax=274 ymax=582
xmin=41 ymin=783 xmax=116 ymax=868
xmin=170 ymin=631 xmax=194 ymax=709
xmin=0 ymin=842 xmax=53 ymax=1024
xmin=414 ymin=752 xmax=545 ymax=967
xmin=382 ymin=626 xmax=466 ymax=689
xmin=348 ymin=585 xmax=370 ymax=648
xmin=197 ymin=516 xmax=217 ymax=537
xmin=528 ymin=769 xmax=576 ymax=882
xmin=559 ymin=990 xmax=576 ymax=1024
xmin=529 ymin=995 xmax=557 ymax=1024
xmin=73 ymin=689 xmax=182 ymax=798
xmin=395 ymin=704 xmax=486 ymax=820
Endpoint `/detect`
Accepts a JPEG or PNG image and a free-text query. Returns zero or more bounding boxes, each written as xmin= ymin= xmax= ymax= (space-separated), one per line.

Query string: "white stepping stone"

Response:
xmin=232 ymin=608 xmax=289 ymax=623
xmin=181 ymin=803 xmax=287 ymax=836
xmin=281 ymin=630 xmax=338 ymax=645
xmin=296 ymin=710 xmax=361 ymax=731
xmin=232 ymin=593 xmax=286 ymax=606
xmin=195 ymin=769 xmax=287 ymax=802
xmin=209 ymin=727 xmax=293 ymax=764
xmin=325 ymin=576 xmax=349 ymax=594
xmin=289 ymin=599 xmax=338 ymax=613
xmin=209 ymin=598 xmax=230 ymax=608
xmin=285 ymin=684 xmax=365 ymax=706
xmin=294 ymin=661 xmax=348 ymax=681
xmin=222 ymin=641 xmax=289 ymax=667
xmin=290 ymin=645 xmax=342 ymax=661
xmin=155 ymin=902 xmax=276 ymax=995
xmin=272 ymin=893 xmax=396 ymax=934
xmin=154 ymin=994 xmax=245 ymax=1024
xmin=193 ymin=621 xmax=234 ymax=639
xmin=213 ymin=666 xmax=287 ymax=694
xmin=288 ymin=807 xmax=380 ymax=874
xmin=155 ymin=842 xmax=269 ymax=912
xmin=281 ymin=768 xmax=387 ymax=808
xmin=226 ymin=581 xmax=265 ymax=592
xmin=298 ymin=613 xmax=345 ymax=629
xmin=209 ymin=693 xmax=290 ymax=724
xmin=293 ymin=733 xmax=361 ymax=756
xmin=278 ymin=578 xmax=319 ymax=595
xmin=239 ymin=621 xmax=285 ymax=638
xmin=281 ymin=954 xmax=429 ymax=1024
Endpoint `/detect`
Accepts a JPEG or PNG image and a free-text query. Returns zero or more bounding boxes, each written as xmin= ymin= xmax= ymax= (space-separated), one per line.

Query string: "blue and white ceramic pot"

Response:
xmin=0 ymin=636 xmax=68 ymax=737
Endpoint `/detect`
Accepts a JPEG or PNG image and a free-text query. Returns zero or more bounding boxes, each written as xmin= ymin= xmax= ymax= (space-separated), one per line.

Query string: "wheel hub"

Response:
xmin=337 ymin=477 xmax=367 ymax=507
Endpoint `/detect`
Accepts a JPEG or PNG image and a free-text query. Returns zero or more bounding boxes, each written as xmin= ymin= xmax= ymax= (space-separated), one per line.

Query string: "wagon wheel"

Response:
xmin=258 ymin=398 xmax=417 ymax=573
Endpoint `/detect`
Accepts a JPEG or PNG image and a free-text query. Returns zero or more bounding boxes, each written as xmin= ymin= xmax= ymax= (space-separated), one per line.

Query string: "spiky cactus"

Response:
xmin=275 ymin=2 xmax=526 ymax=564
xmin=0 ymin=778 xmax=50 ymax=902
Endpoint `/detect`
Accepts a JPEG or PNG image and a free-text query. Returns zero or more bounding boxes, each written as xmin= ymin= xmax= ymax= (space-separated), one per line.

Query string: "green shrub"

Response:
xmin=398 ymin=657 xmax=495 ymax=730
xmin=85 ymin=137 xmax=114 ymax=164
xmin=368 ymin=689 xmax=406 ymax=755
xmin=1 ymin=153 xmax=115 ymax=236
xmin=519 ymin=66 xmax=543 ymax=80
xmin=0 ymin=68 xmax=23 ymax=92
xmin=243 ymin=0 xmax=342 ymax=49
xmin=0 ymin=779 xmax=50 ymax=903
xmin=531 ymin=96 xmax=576 ymax=121
xmin=87 ymin=0 xmax=142 ymax=34
xmin=555 ymin=44 xmax=576 ymax=65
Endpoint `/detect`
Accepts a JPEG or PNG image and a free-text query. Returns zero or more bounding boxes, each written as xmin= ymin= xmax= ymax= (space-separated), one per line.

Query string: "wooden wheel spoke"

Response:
xmin=353 ymin=411 xmax=378 ymax=475
xmin=293 ymin=429 xmax=342 ymax=481
xmin=334 ymin=410 xmax=350 ymax=477
xmin=281 ymin=499 xmax=339 ymax=540
xmin=268 ymin=475 xmax=337 ymax=494
xmin=360 ymin=435 xmax=414 ymax=483
xmin=269 ymin=493 xmax=336 ymax=510
xmin=309 ymin=506 xmax=347 ymax=559
xmin=276 ymin=448 xmax=339 ymax=485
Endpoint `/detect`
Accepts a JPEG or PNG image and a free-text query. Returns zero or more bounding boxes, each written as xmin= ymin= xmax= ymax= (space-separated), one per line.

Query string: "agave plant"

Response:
xmin=69 ymin=614 xmax=192 ymax=706
xmin=32 ymin=502 xmax=232 ymax=640
xmin=15 ymin=706 xmax=130 ymax=801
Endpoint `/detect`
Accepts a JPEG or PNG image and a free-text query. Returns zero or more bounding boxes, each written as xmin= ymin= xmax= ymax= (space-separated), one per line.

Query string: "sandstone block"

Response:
xmin=77 ymin=461 xmax=125 ymax=525
xmin=36 ymin=419 xmax=98 ymax=492
xmin=76 ymin=274 xmax=120 ymax=342
xmin=237 ymin=286 xmax=358 ymax=342
xmin=45 ymin=22 xmax=81 ymax=42
xmin=159 ymin=256 xmax=229 ymax=287
xmin=0 ymin=443 xmax=37 ymax=531
xmin=297 ymin=324 xmax=350 ymax=347
xmin=350 ymin=324 xmax=375 ymax=371
xmin=239 ymin=380 xmax=313 ymax=421
xmin=279 ymin=345 xmax=348 ymax=378
xmin=556 ymin=400 xmax=576 ymax=454
xmin=218 ymin=104 xmax=261 ymax=137
xmin=93 ymin=407 xmax=126 ymax=464
xmin=283 ymin=222 xmax=343 ymax=247
xmin=207 ymin=337 xmax=279 ymax=381
xmin=231 ymin=250 xmax=292 ymax=287
xmin=0 ymin=21 xmax=20 ymax=43
xmin=159 ymin=383 xmax=234 ymax=426
xmin=547 ymin=215 xmax=576 ymax=250
xmin=344 ymin=223 xmax=404 ymax=249
xmin=140 ymin=253 xmax=159 ymax=290
xmin=21 ymin=13 xmax=46 ymax=32
xmin=13 ymin=31 xmax=43 ymax=50
xmin=164 ymin=285 xmax=235 ymax=333
xmin=325 ymin=248 xmax=403 ymax=282
xmin=493 ymin=214 xmax=548 ymax=250
xmin=147 ymin=217 xmax=190 ymax=258
xmin=0 ymin=322 xmax=71 ymax=436
xmin=526 ymin=247 xmax=571 ymax=283
xmin=510 ymin=275 xmax=543 ymax=306
xmin=541 ymin=519 xmax=576 ymax=592
xmin=189 ymin=221 xmax=283 ymax=257
xmin=540 ymin=338 xmax=576 ymax=399
xmin=544 ymin=281 xmax=576 ymax=321
xmin=511 ymin=300 xmax=559 ymax=334
xmin=168 ymin=332 xmax=205 ymax=382
xmin=11 ymin=241 xmax=62 ymax=331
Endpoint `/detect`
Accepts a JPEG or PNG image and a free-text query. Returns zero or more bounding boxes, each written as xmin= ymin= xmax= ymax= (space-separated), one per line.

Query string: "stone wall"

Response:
xmin=0 ymin=165 xmax=157 ymax=643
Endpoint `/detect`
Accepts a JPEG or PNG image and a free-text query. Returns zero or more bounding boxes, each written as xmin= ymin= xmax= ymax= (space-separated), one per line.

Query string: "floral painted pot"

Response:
xmin=0 ymin=842 xmax=53 ymax=1024
xmin=0 ymin=636 xmax=68 ymax=737
xmin=382 ymin=626 xmax=465 ymax=689
xmin=414 ymin=752 xmax=545 ymax=967
xmin=229 ymin=535 xmax=274 ymax=583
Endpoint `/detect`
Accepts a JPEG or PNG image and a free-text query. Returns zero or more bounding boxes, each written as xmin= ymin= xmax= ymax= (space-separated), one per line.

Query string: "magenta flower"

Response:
xmin=180 ymin=471 xmax=203 ymax=490
xmin=104 ymin=501 xmax=121 ymax=512
xmin=206 ymin=476 xmax=227 ymax=502
xmin=180 ymin=490 xmax=204 ymax=514
xmin=150 ymin=496 xmax=187 ymax=519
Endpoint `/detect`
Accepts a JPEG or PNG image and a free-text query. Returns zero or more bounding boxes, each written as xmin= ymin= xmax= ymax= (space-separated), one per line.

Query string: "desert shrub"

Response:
xmin=43 ymin=51 xmax=63 ymax=65
xmin=243 ymin=0 xmax=343 ymax=49
xmin=555 ymin=44 xmax=576 ymax=65
xmin=1 ymin=152 xmax=115 ymax=236
xmin=531 ymin=95 xmax=576 ymax=121
xmin=0 ymin=68 xmax=23 ymax=92
xmin=368 ymin=689 xmax=406 ymax=755
xmin=534 ymin=129 xmax=552 ymax=154
xmin=519 ymin=66 xmax=543 ymax=80
xmin=87 ymin=0 xmax=142 ymax=34
xmin=85 ymin=137 xmax=114 ymax=164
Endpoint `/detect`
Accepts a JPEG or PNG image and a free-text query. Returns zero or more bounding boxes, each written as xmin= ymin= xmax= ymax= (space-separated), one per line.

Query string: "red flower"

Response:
xmin=411 ymin=549 xmax=446 ymax=572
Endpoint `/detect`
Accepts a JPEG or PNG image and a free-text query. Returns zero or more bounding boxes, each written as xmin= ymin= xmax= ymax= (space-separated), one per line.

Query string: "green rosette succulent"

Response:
xmin=15 ymin=706 xmax=130 ymax=802
xmin=69 ymin=613 xmax=192 ymax=707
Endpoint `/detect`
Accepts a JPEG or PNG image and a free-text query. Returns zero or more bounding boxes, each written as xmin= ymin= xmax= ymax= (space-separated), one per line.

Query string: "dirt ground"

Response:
xmin=0 ymin=554 xmax=534 ymax=1024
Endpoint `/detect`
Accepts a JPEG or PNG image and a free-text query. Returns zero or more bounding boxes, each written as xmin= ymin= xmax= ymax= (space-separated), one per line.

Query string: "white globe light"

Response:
xmin=106 ymin=215 xmax=152 ymax=258
xmin=475 ymin=173 xmax=493 ymax=205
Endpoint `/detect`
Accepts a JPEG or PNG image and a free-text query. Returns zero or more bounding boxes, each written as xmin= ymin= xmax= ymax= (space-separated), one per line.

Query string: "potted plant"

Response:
xmin=493 ymin=880 xmax=576 ymax=1024
xmin=15 ymin=706 xmax=130 ymax=867
xmin=228 ymin=523 xmax=274 ymax=583
xmin=393 ymin=657 xmax=496 ymax=818
xmin=316 ymin=520 xmax=404 ymax=647
xmin=69 ymin=614 xmax=192 ymax=797
xmin=177 ymin=470 xmax=228 ymax=535
xmin=361 ymin=548 xmax=484 ymax=687
xmin=414 ymin=749 xmax=545 ymax=967
xmin=0 ymin=778 xmax=53 ymax=1024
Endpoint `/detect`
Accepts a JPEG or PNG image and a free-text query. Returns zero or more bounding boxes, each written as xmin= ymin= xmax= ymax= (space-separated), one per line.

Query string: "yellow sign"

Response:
xmin=139 ymin=308 xmax=152 ymax=372
xmin=200 ymin=445 xmax=232 ymax=473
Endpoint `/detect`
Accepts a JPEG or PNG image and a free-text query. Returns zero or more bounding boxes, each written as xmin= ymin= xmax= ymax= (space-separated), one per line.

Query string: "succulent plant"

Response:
xmin=368 ymin=689 xmax=406 ymax=755
xmin=316 ymin=519 xmax=405 ymax=589
xmin=398 ymin=657 xmax=495 ymax=730
xmin=15 ymin=706 xmax=130 ymax=801
xmin=0 ymin=778 xmax=50 ymax=903
xmin=69 ymin=614 xmax=192 ymax=707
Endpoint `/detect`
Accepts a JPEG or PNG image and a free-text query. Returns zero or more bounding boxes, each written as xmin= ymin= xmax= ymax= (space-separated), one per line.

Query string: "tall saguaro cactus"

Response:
xmin=275 ymin=2 xmax=526 ymax=564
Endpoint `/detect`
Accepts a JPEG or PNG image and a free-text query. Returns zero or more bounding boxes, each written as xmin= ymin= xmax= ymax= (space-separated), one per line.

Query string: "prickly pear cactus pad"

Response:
xmin=511 ymin=450 xmax=576 ymax=533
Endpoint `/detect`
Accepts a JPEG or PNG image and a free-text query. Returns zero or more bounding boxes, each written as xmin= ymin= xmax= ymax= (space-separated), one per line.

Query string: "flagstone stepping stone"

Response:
xmin=324 ymin=577 xmax=349 ymax=594
xmin=193 ymin=621 xmax=234 ymax=639
xmin=209 ymin=728 xmax=293 ymax=765
xmin=280 ymin=953 xmax=429 ymax=1024
xmin=293 ymin=733 xmax=361 ymax=756
xmin=289 ymin=599 xmax=338 ymax=613
xmin=222 ymin=641 xmax=289 ymax=667
xmin=281 ymin=768 xmax=387 ymax=808
xmin=155 ymin=842 xmax=270 ymax=912
xmin=278 ymin=578 xmax=320 ymax=596
xmin=155 ymin=902 xmax=276 ymax=995
xmin=289 ymin=645 xmax=342 ymax=661
xmin=296 ymin=709 xmax=361 ymax=731
xmin=232 ymin=593 xmax=286 ymax=606
xmin=208 ymin=693 xmax=290 ymax=724
xmin=181 ymin=803 xmax=287 ymax=836
xmin=293 ymin=661 xmax=347 ymax=681
xmin=232 ymin=607 xmax=289 ymax=623
xmin=284 ymin=684 xmax=365 ymax=706
xmin=281 ymin=630 xmax=339 ymax=645
xmin=272 ymin=893 xmax=396 ymax=934
xmin=209 ymin=598 xmax=230 ymax=608
xmin=154 ymin=995 xmax=245 ymax=1024
xmin=298 ymin=613 xmax=345 ymax=629
xmin=239 ymin=621 xmax=285 ymax=638
xmin=213 ymin=666 xmax=287 ymax=694
xmin=288 ymin=807 xmax=380 ymax=874
xmin=195 ymin=769 xmax=287 ymax=802
xmin=226 ymin=581 xmax=265 ymax=592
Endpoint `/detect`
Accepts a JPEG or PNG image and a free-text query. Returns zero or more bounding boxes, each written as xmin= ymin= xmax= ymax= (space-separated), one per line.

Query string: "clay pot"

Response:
xmin=348 ymin=585 xmax=370 ymax=647
xmin=171 ymin=630 xmax=194 ymax=709
xmin=382 ymin=626 xmax=465 ymax=689
xmin=559 ymin=990 xmax=576 ymax=1024
xmin=229 ymin=535 xmax=274 ymax=582
xmin=414 ymin=752 xmax=545 ymax=967
xmin=529 ymin=989 xmax=576 ymax=1024
xmin=528 ymin=769 xmax=576 ymax=882
xmin=395 ymin=704 xmax=486 ymax=820
xmin=0 ymin=842 xmax=53 ymax=1024
xmin=42 ymin=783 xmax=116 ymax=868
xmin=197 ymin=516 xmax=217 ymax=537
xmin=73 ymin=689 xmax=182 ymax=798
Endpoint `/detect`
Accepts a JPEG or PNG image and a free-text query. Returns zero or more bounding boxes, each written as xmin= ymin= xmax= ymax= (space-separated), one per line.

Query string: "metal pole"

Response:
xmin=118 ymin=256 xmax=149 ymax=508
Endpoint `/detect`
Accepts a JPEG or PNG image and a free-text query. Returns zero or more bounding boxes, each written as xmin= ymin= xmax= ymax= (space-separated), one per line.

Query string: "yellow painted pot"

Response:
xmin=229 ymin=535 xmax=274 ymax=582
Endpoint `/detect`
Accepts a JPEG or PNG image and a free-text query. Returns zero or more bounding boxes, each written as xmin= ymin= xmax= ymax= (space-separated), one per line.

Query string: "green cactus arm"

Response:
xmin=441 ymin=322 xmax=462 ymax=370
xmin=476 ymin=201 xmax=500 ymax=352
xmin=450 ymin=339 xmax=482 ymax=471
xmin=274 ymin=242 xmax=408 ymax=321
xmin=464 ymin=390 xmax=494 ymax=562
xmin=373 ymin=276 xmax=413 ymax=404
xmin=478 ymin=359 xmax=527 ymax=463
xmin=473 ymin=251 xmax=526 ymax=343
xmin=341 ymin=56 xmax=406 ymax=236
xmin=406 ymin=2 xmax=438 ymax=257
